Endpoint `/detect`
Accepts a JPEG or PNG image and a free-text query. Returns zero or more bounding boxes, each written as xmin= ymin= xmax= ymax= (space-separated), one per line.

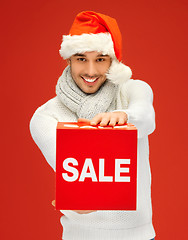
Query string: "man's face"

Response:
xmin=68 ymin=51 xmax=111 ymax=94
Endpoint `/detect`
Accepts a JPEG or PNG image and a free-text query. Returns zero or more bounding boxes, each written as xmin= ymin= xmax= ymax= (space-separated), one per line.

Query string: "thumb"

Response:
xmin=77 ymin=118 xmax=90 ymax=123
xmin=51 ymin=200 xmax=55 ymax=207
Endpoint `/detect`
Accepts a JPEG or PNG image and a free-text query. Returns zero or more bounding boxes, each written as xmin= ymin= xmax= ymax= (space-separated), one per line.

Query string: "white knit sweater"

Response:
xmin=29 ymin=79 xmax=156 ymax=240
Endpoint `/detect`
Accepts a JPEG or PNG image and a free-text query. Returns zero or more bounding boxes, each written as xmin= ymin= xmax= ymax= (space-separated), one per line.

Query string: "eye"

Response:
xmin=77 ymin=58 xmax=86 ymax=62
xmin=96 ymin=58 xmax=105 ymax=62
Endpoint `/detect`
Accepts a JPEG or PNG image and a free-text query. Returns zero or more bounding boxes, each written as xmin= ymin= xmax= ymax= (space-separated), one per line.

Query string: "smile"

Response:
xmin=81 ymin=77 xmax=99 ymax=83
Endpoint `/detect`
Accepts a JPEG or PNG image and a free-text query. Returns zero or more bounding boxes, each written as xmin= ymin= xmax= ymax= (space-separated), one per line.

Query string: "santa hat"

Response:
xmin=59 ymin=11 xmax=132 ymax=85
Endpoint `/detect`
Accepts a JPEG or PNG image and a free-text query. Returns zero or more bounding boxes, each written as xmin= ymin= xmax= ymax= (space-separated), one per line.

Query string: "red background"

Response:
xmin=1 ymin=0 xmax=187 ymax=239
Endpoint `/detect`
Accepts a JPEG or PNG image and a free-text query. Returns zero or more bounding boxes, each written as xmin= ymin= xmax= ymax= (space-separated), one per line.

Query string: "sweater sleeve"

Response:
xmin=115 ymin=80 xmax=156 ymax=139
xmin=29 ymin=106 xmax=58 ymax=172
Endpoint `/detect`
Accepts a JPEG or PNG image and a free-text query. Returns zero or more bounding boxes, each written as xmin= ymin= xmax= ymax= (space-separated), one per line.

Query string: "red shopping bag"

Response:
xmin=56 ymin=122 xmax=137 ymax=210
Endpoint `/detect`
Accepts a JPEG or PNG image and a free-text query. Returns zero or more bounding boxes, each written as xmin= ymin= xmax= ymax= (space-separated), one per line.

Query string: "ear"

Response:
xmin=66 ymin=58 xmax=71 ymax=65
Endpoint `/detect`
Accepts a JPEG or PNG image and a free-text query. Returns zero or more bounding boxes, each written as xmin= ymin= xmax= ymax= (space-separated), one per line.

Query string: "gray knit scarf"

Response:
xmin=56 ymin=66 xmax=119 ymax=119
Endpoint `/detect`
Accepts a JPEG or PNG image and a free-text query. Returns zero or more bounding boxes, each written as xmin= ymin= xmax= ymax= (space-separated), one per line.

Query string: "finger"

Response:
xmin=90 ymin=114 xmax=103 ymax=125
xmin=51 ymin=200 xmax=55 ymax=207
xmin=109 ymin=117 xmax=118 ymax=126
xmin=78 ymin=118 xmax=90 ymax=123
xmin=74 ymin=210 xmax=97 ymax=214
xmin=100 ymin=116 xmax=111 ymax=126
xmin=81 ymin=210 xmax=96 ymax=214
xmin=84 ymin=210 xmax=97 ymax=214
xmin=118 ymin=117 xmax=126 ymax=125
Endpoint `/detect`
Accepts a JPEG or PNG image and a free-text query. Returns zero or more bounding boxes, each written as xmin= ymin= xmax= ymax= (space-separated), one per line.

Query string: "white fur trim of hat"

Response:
xmin=59 ymin=32 xmax=132 ymax=85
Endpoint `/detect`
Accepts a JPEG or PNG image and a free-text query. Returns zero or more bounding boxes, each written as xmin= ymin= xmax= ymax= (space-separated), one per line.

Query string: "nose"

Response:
xmin=86 ymin=61 xmax=98 ymax=78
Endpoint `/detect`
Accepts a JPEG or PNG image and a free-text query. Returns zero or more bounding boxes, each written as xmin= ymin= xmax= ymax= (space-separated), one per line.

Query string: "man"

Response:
xmin=30 ymin=11 xmax=156 ymax=240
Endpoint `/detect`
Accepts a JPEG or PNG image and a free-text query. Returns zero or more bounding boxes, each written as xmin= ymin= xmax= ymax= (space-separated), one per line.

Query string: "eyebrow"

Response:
xmin=97 ymin=54 xmax=109 ymax=57
xmin=73 ymin=53 xmax=109 ymax=57
xmin=73 ymin=53 xmax=86 ymax=57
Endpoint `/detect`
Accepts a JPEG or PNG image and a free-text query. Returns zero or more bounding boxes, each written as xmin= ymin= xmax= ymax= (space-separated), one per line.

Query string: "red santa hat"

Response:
xmin=59 ymin=11 xmax=132 ymax=85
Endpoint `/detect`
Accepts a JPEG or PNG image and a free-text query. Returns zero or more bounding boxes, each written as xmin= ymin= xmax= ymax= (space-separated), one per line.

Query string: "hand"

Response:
xmin=78 ymin=111 xmax=128 ymax=127
xmin=51 ymin=200 xmax=96 ymax=214
xmin=72 ymin=210 xmax=97 ymax=214
xmin=52 ymin=200 xmax=56 ymax=207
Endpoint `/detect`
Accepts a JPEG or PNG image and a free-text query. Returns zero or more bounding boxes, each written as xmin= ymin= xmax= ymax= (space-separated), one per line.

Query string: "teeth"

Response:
xmin=82 ymin=77 xmax=97 ymax=83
